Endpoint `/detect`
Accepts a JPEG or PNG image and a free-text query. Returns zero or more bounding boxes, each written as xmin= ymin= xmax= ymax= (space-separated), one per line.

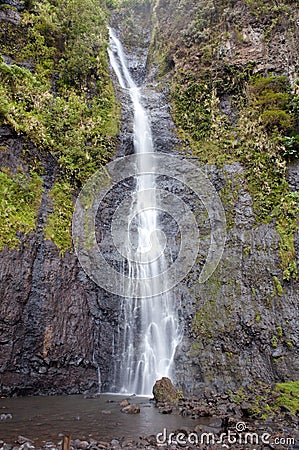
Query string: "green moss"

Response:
xmin=273 ymin=276 xmax=283 ymax=297
xmin=192 ymin=309 xmax=213 ymax=340
xmin=261 ymin=109 xmax=294 ymax=132
xmin=229 ymin=383 xmax=275 ymax=418
xmin=275 ymin=381 xmax=299 ymax=414
xmin=0 ymin=20 xmax=28 ymax=59
xmin=276 ymin=326 xmax=283 ymax=338
xmin=249 ymin=75 xmax=290 ymax=97
xmin=192 ymin=278 xmax=227 ymax=342
xmin=229 ymin=386 xmax=246 ymax=404
xmin=275 ymin=192 xmax=299 ymax=280
xmin=244 ymin=245 xmax=251 ymax=255
xmin=152 ymin=377 xmax=183 ymax=403
xmin=248 ymin=75 xmax=295 ymax=133
xmin=271 ymin=335 xmax=279 ymax=348
xmin=230 ymin=381 xmax=299 ymax=419
xmin=0 ymin=169 xmax=43 ymax=250
xmin=45 ymin=181 xmax=73 ymax=254
xmin=255 ymin=313 xmax=261 ymax=323
xmin=270 ymin=327 xmax=282 ymax=349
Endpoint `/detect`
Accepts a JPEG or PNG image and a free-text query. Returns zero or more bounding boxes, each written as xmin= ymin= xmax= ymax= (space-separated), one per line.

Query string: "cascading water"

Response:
xmin=108 ymin=28 xmax=181 ymax=395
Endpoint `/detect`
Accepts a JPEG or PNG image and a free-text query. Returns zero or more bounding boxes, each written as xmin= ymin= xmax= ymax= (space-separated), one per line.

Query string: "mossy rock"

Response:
xmin=152 ymin=377 xmax=182 ymax=403
xmin=275 ymin=381 xmax=299 ymax=415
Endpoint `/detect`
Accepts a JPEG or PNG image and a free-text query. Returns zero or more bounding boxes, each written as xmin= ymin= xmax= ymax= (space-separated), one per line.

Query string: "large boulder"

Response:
xmin=152 ymin=377 xmax=182 ymax=403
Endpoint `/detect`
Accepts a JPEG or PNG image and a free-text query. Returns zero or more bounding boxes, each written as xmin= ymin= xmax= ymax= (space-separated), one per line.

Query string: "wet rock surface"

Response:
xmin=173 ymin=161 xmax=299 ymax=394
xmin=0 ymin=7 xmax=21 ymax=25
xmin=0 ymin=0 xmax=25 ymax=12
xmin=0 ymin=126 xmax=112 ymax=395
xmin=153 ymin=377 xmax=182 ymax=404
xmin=120 ymin=404 xmax=140 ymax=414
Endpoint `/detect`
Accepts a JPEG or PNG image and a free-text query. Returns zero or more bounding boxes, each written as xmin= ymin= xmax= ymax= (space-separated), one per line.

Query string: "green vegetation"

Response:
xmin=45 ymin=182 xmax=73 ymax=254
xmin=271 ymin=334 xmax=279 ymax=348
xmin=171 ymin=69 xmax=299 ymax=281
xmin=191 ymin=277 xmax=227 ymax=341
xmin=0 ymin=169 xmax=42 ymax=250
xmin=230 ymin=381 xmax=299 ymax=418
xmin=248 ymin=76 xmax=294 ymax=133
xmin=229 ymin=383 xmax=275 ymax=419
xmin=0 ymin=0 xmax=119 ymax=251
xmin=255 ymin=313 xmax=261 ymax=323
xmin=244 ymin=0 xmax=296 ymax=20
xmin=276 ymin=381 xmax=299 ymax=414
xmin=147 ymin=0 xmax=299 ymax=280
xmin=273 ymin=276 xmax=283 ymax=296
xmin=276 ymin=326 xmax=283 ymax=337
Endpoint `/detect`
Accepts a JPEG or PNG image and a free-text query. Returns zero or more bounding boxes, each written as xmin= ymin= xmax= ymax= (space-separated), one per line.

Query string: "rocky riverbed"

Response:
xmin=0 ymin=389 xmax=298 ymax=450
xmin=0 ymin=418 xmax=298 ymax=450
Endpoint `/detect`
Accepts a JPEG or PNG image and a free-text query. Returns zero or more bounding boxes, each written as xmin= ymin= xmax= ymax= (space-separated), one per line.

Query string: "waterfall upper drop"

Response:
xmin=107 ymin=28 xmax=181 ymax=395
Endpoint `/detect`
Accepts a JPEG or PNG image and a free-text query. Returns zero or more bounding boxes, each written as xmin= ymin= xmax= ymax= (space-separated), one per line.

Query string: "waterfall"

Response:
xmin=107 ymin=28 xmax=181 ymax=395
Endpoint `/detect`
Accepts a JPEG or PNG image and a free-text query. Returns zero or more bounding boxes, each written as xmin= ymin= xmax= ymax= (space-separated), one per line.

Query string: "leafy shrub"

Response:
xmin=0 ymin=170 xmax=42 ymax=250
xmin=261 ymin=109 xmax=294 ymax=132
xmin=0 ymin=0 xmax=119 ymax=251
xmin=45 ymin=181 xmax=73 ymax=253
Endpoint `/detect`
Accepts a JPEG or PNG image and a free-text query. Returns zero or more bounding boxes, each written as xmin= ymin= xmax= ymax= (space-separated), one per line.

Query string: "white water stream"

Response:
xmin=108 ymin=28 xmax=181 ymax=395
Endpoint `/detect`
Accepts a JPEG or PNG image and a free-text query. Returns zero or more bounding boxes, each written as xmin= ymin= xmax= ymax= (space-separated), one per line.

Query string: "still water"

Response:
xmin=0 ymin=394 xmax=207 ymax=445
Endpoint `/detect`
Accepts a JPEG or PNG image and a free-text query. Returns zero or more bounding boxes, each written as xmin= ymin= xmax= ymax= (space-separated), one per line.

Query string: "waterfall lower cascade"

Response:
xmin=108 ymin=28 xmax=181 ymax=395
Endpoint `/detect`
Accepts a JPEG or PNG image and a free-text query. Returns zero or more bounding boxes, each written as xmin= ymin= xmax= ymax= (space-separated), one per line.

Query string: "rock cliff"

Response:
xmin=0 ymin=0 xmax=118 ymax=394
xmin=0 ymin=0 xmax=298 ymax=397
xmin=109 ymin=0 xmax=299 ymax=395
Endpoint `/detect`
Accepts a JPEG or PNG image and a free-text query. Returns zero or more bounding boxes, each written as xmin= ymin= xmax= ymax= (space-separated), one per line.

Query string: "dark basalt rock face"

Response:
xmin=0 ymin=0 xmax=25 ymax=12
xmin=173 ymin=163 xmax=299 ymax=395
xmin=0 ymin=136 xmax=91 ymax=395
xmin=0 ymin=126 xmax=117 ymax=395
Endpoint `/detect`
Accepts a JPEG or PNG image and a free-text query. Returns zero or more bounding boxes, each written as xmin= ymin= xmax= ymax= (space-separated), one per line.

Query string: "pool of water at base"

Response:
xmin=0 ymin=394 xmax=213 ymax=445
